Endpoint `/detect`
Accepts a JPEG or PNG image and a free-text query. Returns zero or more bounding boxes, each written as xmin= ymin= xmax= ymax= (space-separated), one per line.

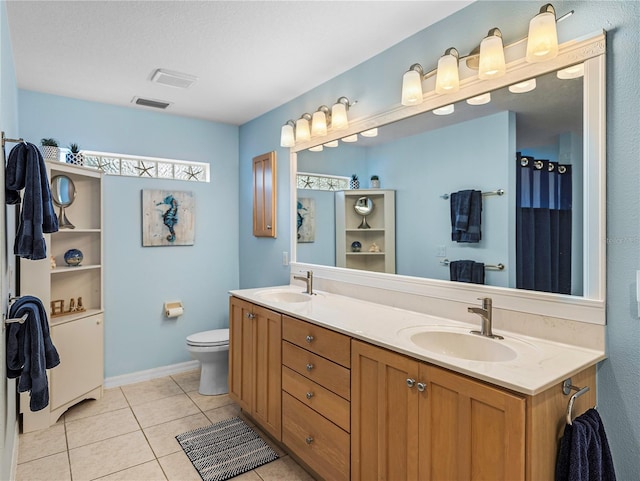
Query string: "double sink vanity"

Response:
xmin=229 ymin=283 xmax=604 ymax=481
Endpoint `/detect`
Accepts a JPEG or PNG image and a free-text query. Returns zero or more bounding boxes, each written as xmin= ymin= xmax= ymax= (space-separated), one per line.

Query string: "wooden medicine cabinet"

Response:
xmin=253 ymin=151 xmax=276 ymax=237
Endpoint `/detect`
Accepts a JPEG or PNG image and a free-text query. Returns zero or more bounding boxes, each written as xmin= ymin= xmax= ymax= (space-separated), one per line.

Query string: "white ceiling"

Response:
xmin=5 ymin=1 xmax=474 ymax=126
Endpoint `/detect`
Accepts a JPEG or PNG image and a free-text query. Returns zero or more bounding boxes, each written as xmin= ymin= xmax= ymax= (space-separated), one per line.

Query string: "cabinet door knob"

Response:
xmin=406 ymin=378 xmax=416 ymax=388
xmin=306 ymin=392 xmax=314 ymax=400
xmin=305 ymin=436 xmax=314 ymax=445
xmin=306 ymin=363 xmax=314 ymax=372
xmin=417 ymin=382 xmax=426 ymax=392
xmin=305 ymin=335 xmax=314 ymax=343
xmin=246 ymin=313 xmax=255 ymax=319
xmin=266 ymin=225 xmax=272 ymax=230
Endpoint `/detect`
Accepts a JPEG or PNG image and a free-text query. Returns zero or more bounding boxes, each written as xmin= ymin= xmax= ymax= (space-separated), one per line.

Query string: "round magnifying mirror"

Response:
xmin=50 ymin=175 xmax=76 ymax=229
xmin=354 ymin=196 xmax=374 ymax=229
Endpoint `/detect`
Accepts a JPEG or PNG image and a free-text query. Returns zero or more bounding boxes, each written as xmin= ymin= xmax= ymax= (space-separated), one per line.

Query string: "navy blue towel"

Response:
xmin=450 ymin=189 xmax=482 ymax=243
xmin=6 ymin=296 xmax=60 ymax=412
xmin=556 ymin=408 xmax=617 ymax=481
xmin=449 ymin=260 xmax=485 ymax=284
xmin=5 ymin=142 xmax=59 ymax=260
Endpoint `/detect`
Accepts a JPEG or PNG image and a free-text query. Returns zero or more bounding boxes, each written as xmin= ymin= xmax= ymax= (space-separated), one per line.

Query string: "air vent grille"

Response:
xmin=151 ymin=69 xmax=198 ymax=89
xmin=132 ymin=97 xmax=172 ymax=110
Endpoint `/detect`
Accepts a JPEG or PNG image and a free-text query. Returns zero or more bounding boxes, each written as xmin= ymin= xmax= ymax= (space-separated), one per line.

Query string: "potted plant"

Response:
xmin=66 ymin=143 xmax=84 ymax=165
xmin=40 ymin=138 xmax=60 ymax=161
xmin=370 ymin=175 xmax=380 ymax=188
xmin=349 ymin=174 xmax=360 ymax=189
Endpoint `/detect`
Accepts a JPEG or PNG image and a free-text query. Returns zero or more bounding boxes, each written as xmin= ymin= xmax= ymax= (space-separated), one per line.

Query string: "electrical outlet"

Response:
xmin=436 ymin=245 xmax=446 ymax=257
xmin=282 ymin=251 xmax=289 ymax=266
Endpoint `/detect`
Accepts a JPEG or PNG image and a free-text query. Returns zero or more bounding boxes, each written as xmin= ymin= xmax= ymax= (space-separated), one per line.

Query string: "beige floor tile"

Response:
xmin=204 ymin=402 xmax=241 ymax=424
xmin=158 ymin=450 xmax=202 ymax=481
xmin=18 ymin=423 xmax=67 ymax=464
xmin=66 ymin=407 xmax=140 ymax=449
xmin=171 ymin=369 xmax=201 ymax=392
xmin=187 ymin=391 xmax=235 ymax=411
xmin=94 ymin=460 xmax=167 ymax=480
xmin=254 ymin=456 xmax=316 ymax=481
xmin=64 ymin=388 xmax=128 ymax=421
xmin=131 ymin=393 xmax=200 ymax=428
xmin=143 ymin=412 xmax=211 ymax=457
xmin=232 ymin=470 xmax=263 ymax=480
xmin=69 ymin=430 xmax=155 ymax=481
xmin=16 ymin=451 xmax=71 ymax=481
xmin=121 ymin=377 xmax=183 ymax=406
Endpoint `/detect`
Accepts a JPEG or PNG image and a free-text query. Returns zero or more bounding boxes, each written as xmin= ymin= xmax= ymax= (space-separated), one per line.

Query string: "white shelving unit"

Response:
xmin=335 ymin=189 xmax=395 ymax=274
xmin=19 ymin=161 xmax=104 ymax=432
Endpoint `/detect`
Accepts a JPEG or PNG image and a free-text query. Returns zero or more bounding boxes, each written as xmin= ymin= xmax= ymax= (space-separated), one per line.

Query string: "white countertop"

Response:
xmin=229 ymin=285 xmax=606 ymax=396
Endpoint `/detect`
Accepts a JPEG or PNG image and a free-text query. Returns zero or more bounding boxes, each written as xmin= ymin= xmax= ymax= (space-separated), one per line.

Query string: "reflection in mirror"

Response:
xmin=296 ymin=67 xmax=584 ymax=296
xmin=51 ymin=175 xmax=76 ymax=229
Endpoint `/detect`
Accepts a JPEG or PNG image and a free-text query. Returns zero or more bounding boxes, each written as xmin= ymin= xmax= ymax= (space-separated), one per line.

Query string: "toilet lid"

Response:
xmin=187 ymin=328 xmax=229 ymax=347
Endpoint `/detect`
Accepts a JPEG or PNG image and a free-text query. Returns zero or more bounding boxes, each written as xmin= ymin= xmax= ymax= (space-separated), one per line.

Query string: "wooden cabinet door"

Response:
xmin=50 ymin=313 xmax=104 ymax=410
xmin=351 ymin=340 xmax=420 ymax=481
xmin=420 ymin=364 xmax=526 ymax=481
xmin=253 ymin=304 xmax=282 ymax=440
xmin=253 ymin=151 xmax=276 ymax=237
xmin=228 ymin=297 xmax=254 ymax=412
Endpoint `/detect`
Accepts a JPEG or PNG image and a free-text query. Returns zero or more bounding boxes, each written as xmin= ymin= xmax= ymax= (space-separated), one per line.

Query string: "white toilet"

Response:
xmin=186 ymin=328 xmax=229 ymax=395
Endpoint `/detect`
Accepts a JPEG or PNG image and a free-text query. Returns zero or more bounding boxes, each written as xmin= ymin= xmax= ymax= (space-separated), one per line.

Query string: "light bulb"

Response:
xmin=401 ymin=68 xmax=424 ymax=106
xmin=295 ymin=116 xmax=311 ymax=143
xmin=526 ymin=6 xmax=558 ymax=63
xmin=478 ymin=30 xmax=506 ymax=80
xmin=435 ymin=50 xmax=460 ymax=94
xmin=280 ymin=123 xmax=295 ymax=147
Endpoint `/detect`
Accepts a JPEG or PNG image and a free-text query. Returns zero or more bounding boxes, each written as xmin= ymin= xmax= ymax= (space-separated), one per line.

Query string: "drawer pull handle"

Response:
xmin=305 ymin=436 xmax=314 ymax=445
xmin=417 ymin=382 xmax=426 ymax=392
xmin=406 ymin=378 xmax=416 ymax=388
xmin=306 ymin=363 xmax=314 ymax=372
xmin=305 ymin=335 xmax=314 ymax=343
xmin=306 ymin=392 xmax=314 ymax=400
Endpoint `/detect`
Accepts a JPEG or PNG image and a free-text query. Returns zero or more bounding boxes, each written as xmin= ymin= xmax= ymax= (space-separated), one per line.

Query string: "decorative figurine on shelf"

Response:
xmin=351 ymin=241 xmax=362 ymax=252
xmin=64 ymin=248 xmax=83 ymax=267
xmin=370 ymin=175 xmax=380 ymax=188
xmin=369 ymin=242 xmax=381 ymax=252
xmin=77 ymin=297 xmax=84 ymax=311
xmin=51 ymin=300 xmax=64 ymax=317
xmin=50 ymin=256 xmax=56 ymax=270
xmin=69 ymin=298 xmax=76 ymax=312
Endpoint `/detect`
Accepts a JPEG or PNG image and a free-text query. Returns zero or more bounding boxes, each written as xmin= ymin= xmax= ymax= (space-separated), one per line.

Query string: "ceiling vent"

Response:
xmin=150 ymin=68 xmax=198 ymax=89
xmin=132 ymin=97 xmax=172 ymax=110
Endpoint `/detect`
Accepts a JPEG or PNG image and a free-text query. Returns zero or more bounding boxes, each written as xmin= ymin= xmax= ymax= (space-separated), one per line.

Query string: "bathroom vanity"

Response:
xmin=229 ymin=286 xmax=602 ymax=481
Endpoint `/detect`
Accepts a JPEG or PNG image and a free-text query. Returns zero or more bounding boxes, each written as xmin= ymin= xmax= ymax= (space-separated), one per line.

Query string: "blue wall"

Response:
xmin=18 ymin=91 xmax=240 ymax=377
xmin=238 ymin=1 xmax=640 ymax=477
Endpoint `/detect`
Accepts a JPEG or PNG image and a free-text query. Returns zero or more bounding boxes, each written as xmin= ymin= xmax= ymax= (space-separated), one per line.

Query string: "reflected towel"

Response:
xmin=450 ymin=189 xmax=482 ymax=243
xmin=449 ymin=260 xmax=485 ymax=284
xmin=555 ymin=408 xmax=617 ymax=481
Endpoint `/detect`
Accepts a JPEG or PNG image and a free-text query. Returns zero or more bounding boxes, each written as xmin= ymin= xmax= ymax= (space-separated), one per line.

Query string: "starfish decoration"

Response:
xmin=185 ymin=166 xmax=202 ymax=181
xmin=302 ymin=176 xmax=314 ymax=189
xmin=326 ymin=179 xmax=337 ymax=191
xmin=95 ymin=158 xmax=110 ymax=172
xmin=135 ymin=162 xmax=154 ymax=177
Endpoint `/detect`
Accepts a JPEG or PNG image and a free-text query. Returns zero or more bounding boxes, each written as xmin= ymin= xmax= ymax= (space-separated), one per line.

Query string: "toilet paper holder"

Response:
xmin=164 ymin=300 xmax=184 ymax=318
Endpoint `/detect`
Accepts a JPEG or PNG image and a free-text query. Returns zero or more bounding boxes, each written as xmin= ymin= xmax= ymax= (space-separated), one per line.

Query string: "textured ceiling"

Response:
xmin=5 ymin=1 xmax=474 ymax=125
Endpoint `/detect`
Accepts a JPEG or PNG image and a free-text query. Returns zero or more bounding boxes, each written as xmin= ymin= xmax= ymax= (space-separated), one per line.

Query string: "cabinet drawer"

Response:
xmin=282 ymin=393 xmax=350 ymax=481
xmin=282 ymin=341 xmax=350 ymax=400
xmin=283 ymin=316 xmax=351 ymax=368
xmin=282 ymin=366 xmax=350 ymax=432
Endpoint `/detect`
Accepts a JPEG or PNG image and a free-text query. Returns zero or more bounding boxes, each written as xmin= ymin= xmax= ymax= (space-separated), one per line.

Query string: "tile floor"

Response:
xmin=16 ymin=370 xmax=315 ymax=481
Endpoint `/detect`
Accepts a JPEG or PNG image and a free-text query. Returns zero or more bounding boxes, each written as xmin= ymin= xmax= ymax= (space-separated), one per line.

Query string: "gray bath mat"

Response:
xmin=176 ymin=416 xmax=279 ymax=481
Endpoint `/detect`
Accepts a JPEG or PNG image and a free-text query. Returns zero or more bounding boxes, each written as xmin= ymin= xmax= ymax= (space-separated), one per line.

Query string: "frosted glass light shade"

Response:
xmin=526 ymin=11 xmax=558 ymax=63
xmin=280 ymin=124 xmax=295 ymax=147
xmin=331 ymin=102 xmax=349 ymax=130
xmin=433 ymin=104 xmax=454 ymax=116
xmin=360 ymin=128 xmax=378 ymax=138
xmin=295 ymin=117 xmax=311 ymax=143
xmin=309 ymin=145 xmax=323 ymax=152
xmin=466 ymin=93 xmax=491 ymax=105
xmin=324 ymin=140 xmax=339 ymax=147
xmin=509 ymin=79 xmax=537 ymax=93
xmin=311 ymin=110 xmax=327 ymax=137
xmin=401 ymin=69 xmax=423 ymax=106
xmin=478 ymin=34 xmax=506 ymax=80
xmin=435 ymin=54 xmax=460 ymax=94
xmin=557 ymin=63 xmax=584 ymax=79
xmin=341 ymin=134 xmax=358 ymax=143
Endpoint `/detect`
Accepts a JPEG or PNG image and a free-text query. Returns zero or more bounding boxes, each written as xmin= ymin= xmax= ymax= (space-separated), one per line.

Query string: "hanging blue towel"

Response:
xmin=6 ymin=296 xmax=60 ymax=411
xmin=450 ymin=189 xmax=482 ymax=243
xmin=449 ymin=260 xmax=485 ymax=284
xmin=555 ymin=408 xmax=617 ymax=481
xmin=5 ymin=142 xmax=59 ymax=260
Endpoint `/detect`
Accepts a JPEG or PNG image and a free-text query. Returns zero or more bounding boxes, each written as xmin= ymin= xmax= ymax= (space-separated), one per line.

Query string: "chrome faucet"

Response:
xmin=293 ymin=270 xmax=314 ymax=295
xmin=468 ymin=297 xmax=503 ymax=339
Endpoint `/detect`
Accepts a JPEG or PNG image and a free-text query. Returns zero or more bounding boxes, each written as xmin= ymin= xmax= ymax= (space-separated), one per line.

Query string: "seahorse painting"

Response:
xmin=156 ymin=194 xmax=179 ymax=242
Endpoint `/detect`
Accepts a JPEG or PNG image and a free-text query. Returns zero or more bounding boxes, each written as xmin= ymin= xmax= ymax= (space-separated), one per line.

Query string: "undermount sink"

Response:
xmin=408 ymin=330 xmax=518 ymax=362
xmin=255 ymin=290 xmax=312 ymax=303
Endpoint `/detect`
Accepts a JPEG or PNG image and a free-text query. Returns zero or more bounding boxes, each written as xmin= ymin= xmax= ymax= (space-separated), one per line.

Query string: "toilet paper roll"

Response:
xmin=165 ymin=306 xmax=184 ymax=318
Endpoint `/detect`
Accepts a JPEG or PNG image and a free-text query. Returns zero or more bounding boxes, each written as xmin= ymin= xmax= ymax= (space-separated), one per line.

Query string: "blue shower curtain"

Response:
xmin=516 ymin=153 xmax=572 ymax=294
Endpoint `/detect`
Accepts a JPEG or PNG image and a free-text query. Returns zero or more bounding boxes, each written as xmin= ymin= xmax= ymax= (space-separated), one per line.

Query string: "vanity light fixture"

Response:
xmin=433 ymin=104 xmax=455 ymax=116
xmin=557 ymin=63 xmax=584 ymax=79
xmin=401 ymin=64 xmax=425 ymax=106
xmin=324 ymin=140 xmax=339 ymax=147
xmin=295 ymin=114 xmax=312 ymax=143
xmin=280 ymin=120 xmax=296 ymax=147
xmin=341 ymin=134 xmax=358 ymax=143
xmin=435 ymin=48 xmax=460 ymax=94
xmin=309 ymin=145 xmax=323 ymax=152
xmin=466 ymin=92 xmax=491 ymax=105
xmin=311 ymin=106 xmax=330 ymax=137
xmin=508 ymin=78 xmax=537 ymax=93
xmin=526 ymin=4 xmax=559 ymax=63
xmin=478 ymin=28 xmax=506 ymax=80
xmin=331 ymin=97 xmax=353 ymax=130
xmin=360 ymin=128 xmax=378 ymax=138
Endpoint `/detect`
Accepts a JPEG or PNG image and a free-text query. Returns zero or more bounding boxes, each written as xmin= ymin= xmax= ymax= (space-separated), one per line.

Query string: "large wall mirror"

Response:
xmin=290 ymin=32 xmax=606 ymax=325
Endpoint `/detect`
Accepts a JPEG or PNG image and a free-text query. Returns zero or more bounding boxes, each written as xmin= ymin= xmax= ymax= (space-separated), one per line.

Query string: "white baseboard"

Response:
xmin=10 ymin=420 xmax=19 ymax=481
xmin=104 ymin=360 xmax=200 ymax=389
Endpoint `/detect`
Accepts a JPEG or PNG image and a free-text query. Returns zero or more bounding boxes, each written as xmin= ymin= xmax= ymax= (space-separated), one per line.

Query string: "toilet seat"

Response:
xmin=186 ymin=328 xmax=229 ymax=347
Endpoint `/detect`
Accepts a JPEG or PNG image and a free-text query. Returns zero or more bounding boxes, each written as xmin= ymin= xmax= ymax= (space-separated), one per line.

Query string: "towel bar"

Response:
xmin=1 ymin=131 xmax=25 ymax=148
xmin=440 ymin=259 xmax=505 ymax=271
xmin=563 ymin=378 xmax=590 ymax=425
xmin=4 ymin=313 xmax=28 ymax=326
xmin=440 ymin=189 xmax=505 ymax=200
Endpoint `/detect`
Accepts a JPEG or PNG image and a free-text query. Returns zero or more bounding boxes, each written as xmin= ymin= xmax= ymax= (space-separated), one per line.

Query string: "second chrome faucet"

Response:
xmin=293 ymin=270 xmax=314 ymax=295
xmin=468 ymin=297 xmax=503 ymax=339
